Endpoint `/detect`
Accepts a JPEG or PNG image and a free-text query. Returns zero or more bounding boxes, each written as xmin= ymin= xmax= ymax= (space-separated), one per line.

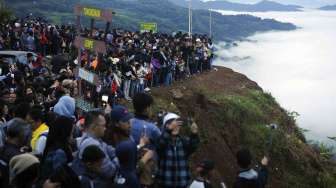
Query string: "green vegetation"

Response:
xmin=0 ymin=0 xmax=12 ymax=23
xmin=149 ymin=80 xmax=336 ymax=187
xmin=4 ymin=0 xmax=297 ymax=41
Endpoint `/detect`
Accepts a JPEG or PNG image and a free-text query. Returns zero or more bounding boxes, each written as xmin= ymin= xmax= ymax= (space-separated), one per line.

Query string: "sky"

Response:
xmin=204 ymin=0 xmax=336 ymax=8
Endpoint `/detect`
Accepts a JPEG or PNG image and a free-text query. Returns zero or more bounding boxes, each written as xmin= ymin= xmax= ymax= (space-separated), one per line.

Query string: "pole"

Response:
xmin=209 ymin=9 xmax=212 ymax=38
xmin=188 ymin=0 xmax=191 ymax=37
xmin=191 ymin=5 xmax=193 ymax=37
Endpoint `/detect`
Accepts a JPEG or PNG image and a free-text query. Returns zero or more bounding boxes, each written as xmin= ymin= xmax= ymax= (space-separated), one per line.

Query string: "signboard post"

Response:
xmin=74 ymin=5 xmax=114 ymax=112
xmin=140 ymin=22 xmax=158 ymax=33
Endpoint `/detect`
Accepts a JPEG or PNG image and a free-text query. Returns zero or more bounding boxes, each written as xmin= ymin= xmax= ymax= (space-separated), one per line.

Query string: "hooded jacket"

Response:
xmin=53 ymin=95 xmax=76 ymax=120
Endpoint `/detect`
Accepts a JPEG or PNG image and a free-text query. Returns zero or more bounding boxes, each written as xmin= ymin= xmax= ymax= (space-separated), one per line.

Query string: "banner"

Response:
xmin=76 ymin=68 xmax=100 ymax=86
xmin=140 ymin=22 xmax=157 ymax=33
xmin=74 ymin=36 xmax=107 ymax=54
xmin=74 ymin=5 xmax=114 ymax=22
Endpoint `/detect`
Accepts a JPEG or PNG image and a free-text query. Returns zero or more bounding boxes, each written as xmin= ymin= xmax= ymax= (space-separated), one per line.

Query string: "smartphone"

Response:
xmin=102 ymin=95 xmax=109 ymax=103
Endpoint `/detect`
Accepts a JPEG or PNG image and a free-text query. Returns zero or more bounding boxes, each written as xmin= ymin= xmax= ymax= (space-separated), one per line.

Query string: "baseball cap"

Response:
xmin=163 ymin=113 xmax=180 ymax=126
xmin=110 ymin=105 xmax=134 ymax=122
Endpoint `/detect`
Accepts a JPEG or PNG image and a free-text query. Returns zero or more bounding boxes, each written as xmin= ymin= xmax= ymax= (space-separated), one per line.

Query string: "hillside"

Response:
xmin=4 ymin=0 xmax=297 ymax=41
xmin=169 ymin=0 xmax=303 ymax=12
xmin=319 ymin=4 xmax=336 ymax=10
xmin=146 ymin=67 xmax=336 ymax=188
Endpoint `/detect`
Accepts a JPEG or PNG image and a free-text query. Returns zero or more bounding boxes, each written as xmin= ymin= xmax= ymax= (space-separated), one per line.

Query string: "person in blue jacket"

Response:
xmin=110 ymin=105 xmax=141 ymax=188
xmin=130 ymin=93 xmax=161 ymax=150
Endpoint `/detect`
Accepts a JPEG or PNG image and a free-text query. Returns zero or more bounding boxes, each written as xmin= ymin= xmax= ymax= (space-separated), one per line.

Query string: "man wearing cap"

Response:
xmin=110 ymin=105 xmax=141 ymax=188
xmin=189 ymin=160 xmax=215 ymax=188
xmin=157 ymin=113 xmax=200 ymax=188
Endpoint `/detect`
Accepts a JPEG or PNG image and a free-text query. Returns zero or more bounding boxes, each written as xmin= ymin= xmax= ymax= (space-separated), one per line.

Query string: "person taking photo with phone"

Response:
xmin=157 ymin=113 xmax=200 ymax=188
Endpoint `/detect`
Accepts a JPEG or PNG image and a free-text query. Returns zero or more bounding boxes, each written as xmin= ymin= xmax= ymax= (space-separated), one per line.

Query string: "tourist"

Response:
xmin=157 ymin=113 xmax=200 ymax=188
xmin=76 ymin=110 xmax=119 ymax=179
xmin=234 ymin=149 xmax=269 ymax=188
xmin=189 ymin=160 xmax=215 ymax=188
xmin=9 ymin=154 xmax=40 ymax=188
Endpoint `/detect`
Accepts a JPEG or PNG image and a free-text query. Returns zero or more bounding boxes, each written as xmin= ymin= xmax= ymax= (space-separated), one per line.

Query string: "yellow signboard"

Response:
xmin=83 ymin=7 xmax=102 ymax=18
xmin=74 ymin=5 xmax=114 ymax=22
xmin=140 ymin=22 xmax=157 ymax=33
xmin=84 ymin=39 xmax=94 ymax=50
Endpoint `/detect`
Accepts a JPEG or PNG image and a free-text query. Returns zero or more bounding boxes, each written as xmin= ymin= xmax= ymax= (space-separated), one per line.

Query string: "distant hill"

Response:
xmin=4 ymin=0 xmax=296 ymax=41
xmin=169 ymin=0 xmax=303 ymax=12
xmin=319 ymin=4 xmax=336 ymax=10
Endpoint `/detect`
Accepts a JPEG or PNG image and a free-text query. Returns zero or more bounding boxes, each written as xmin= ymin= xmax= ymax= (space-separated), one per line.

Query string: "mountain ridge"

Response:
xmin=169 ymin=0 xmax=303 ymax=12
xmin=319 ymin=4 xmax=336 ymax=10
xmin=4 ymin=0 xmax=297 ymax=41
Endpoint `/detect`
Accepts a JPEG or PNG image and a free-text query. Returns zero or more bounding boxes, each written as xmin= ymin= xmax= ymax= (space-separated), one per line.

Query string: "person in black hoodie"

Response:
xmin=189 ymin=160 xmax=215 ymax=188
xmin=234 ymin=149 xmax=268 ymax=188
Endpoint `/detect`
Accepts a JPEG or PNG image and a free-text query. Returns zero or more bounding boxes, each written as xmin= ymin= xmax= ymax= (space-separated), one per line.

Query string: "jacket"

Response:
xmin=115 ymin=139 xmax=140 ymax=188
xmin=41 ymin=149 xmax=68 ymax=179
xmin=157 ymin=131 xmax=200 ymax=188
xmin=71 ymin=159 xmax=109 ymax=188
xmin=233 ymin=167 xmax=268 ymax=188
xmin=31 ymin=123 xmax=48 ymax=154
xmin=76 ymin=134 xmax=119 ymax=179
xmin=131 ymin=116 xmax=161 ymax=148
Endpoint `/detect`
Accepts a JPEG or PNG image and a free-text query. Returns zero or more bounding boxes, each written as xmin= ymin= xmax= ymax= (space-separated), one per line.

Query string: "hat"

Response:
xmin=59 ymin=68 xmax=67 ymax=74
xmin=112 ymin=58 xmax=120 ymax=64
xmin=62 ymin=79 xmax=75 ymax=89
xmin=110 ymin=105 xmax=134 ymax=122
xmin=196 ymin=38 xmax=201 ymax=42
xmin=198 ymin=160 xmax=215 ymax=171
xmin=163 ymin=113 xmax=180 ymax=126
xmin=9 ymin=154 xmax=40 ymax=181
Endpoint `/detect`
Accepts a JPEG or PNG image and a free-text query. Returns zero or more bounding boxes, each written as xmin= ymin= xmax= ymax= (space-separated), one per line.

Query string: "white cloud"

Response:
xmin=214 ymin=10 xmax=336 ymax=142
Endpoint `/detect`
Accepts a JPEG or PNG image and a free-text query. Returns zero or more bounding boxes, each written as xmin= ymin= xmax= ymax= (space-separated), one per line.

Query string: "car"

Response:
xmin=0 ymin=51 xmax=38 ymax=65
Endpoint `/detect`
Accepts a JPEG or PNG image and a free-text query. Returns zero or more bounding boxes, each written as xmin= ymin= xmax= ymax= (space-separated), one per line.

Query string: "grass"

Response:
xmin=208 ymin=90 xmax=278 ymax=125
xmin=199 ymin=88 xmax=336 ymax=187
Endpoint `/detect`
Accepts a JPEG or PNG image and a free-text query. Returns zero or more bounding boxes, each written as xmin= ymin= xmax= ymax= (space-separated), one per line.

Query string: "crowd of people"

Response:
xmin=0 ymin=16 xmax=269 ymax=188
xmin=0 ymin=16 xmax=215 ymax=102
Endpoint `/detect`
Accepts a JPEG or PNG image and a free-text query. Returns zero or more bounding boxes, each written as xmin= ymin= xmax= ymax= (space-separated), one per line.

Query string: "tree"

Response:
xmin=0 ymin=0 xmax=12 ymax=23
